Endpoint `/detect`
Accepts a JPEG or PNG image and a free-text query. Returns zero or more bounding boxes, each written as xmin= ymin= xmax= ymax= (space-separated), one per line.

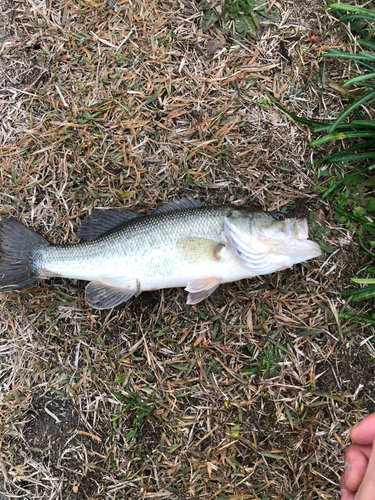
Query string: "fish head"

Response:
xmin=223 ymin=208 xmax=322 ymax=272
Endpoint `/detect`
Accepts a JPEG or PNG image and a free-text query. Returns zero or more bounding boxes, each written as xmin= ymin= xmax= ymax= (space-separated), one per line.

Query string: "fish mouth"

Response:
xmin=223 ymin=214 xmax=322 ymax=272
xmin=274 ymin=218 xmax=322 ymax=259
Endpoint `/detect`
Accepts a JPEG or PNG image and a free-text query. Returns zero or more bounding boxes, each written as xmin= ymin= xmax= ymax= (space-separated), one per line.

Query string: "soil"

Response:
xmin=22 ymin=391 xmax=102 ymax=499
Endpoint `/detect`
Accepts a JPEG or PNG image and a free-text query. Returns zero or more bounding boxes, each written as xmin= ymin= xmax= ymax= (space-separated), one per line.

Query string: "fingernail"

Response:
xmin=340 ymin=488 xmax=348 ymax=500
xmin=344 ymin=461 xmax=351 ymax=480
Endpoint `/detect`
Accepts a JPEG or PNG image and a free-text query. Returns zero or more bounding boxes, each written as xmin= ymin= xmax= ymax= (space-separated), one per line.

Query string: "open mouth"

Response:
xmin=276 ymin=218 xmax=322 ymax=258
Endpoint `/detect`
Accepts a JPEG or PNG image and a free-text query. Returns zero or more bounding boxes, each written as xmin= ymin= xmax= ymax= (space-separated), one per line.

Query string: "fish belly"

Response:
xmin=35 ymin=237 xmax=252 ymax=292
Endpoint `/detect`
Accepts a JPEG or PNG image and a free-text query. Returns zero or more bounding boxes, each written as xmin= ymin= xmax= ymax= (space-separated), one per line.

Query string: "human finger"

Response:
xmin=340 ymin=472 xmax=356 ymax=500
xmin=351 ymin=414 xmax=375 ymax=446
xmin=342 ymin=444 xmax=372 ymax=492
xmin=354 ymin=436 xmax=375 ymax=500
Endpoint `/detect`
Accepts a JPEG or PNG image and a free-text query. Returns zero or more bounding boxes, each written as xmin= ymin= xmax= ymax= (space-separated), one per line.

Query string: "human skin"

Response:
xmin=340 ymin=413 xmax=375 ymax=500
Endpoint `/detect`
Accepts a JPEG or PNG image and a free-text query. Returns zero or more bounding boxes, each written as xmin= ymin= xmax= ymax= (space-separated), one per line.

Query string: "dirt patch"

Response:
xmin=316 ymin=343 xmax=375 ymax=414
xmin=21 ymin=391 xmax=103 ymax=499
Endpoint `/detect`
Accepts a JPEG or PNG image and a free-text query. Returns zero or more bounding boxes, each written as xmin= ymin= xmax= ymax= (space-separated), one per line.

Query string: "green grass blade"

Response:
xmin=270 ymin=98 xmax=328 ymax=127
xmin=321 ymin=166 xmax=371 ymax=199
xmin=342 ymin=285 xmax=375 ymax=297
xmin=334 ymin=205 xmax=375 ymax=228
xmin=338 ymin=312 xmax=375 ymax=325
xmin=321 ymin=50 xmax=358 ymax=58
xmin=357 ymin=52 xmax=375 ymax=62
xmin=322 ymin=53 xmax=375 ymax=71
xmin=325 ymin=1 xmax=369 ymax=37
xmin=328 ymin=90 xmax=375 ymax=133
xmin=325 ymin=151 xmax=375 ymax=163
xmin=358 ymin=39 xmax=375 ymax=51
xmin=314 ymin=141 xmax=375 ymax=165
xmin=340 ymin=13 xmax=375 ymax=24
xmin=351 ymin=278 xmax=375 ymax=285
xmin=313 ymin=122 xmax=365 ymax=133
xmin=366 ymin=268 xmax=375 ymax=274
xmin=344 ymin=73 xmax=375 ymax=87
xmin=328 ymin=3 xmax=375 ymax=18
xmin=144 ymin=87 xmax=164 ymax=105
xmin=358 ymin=227 xmax=375 ymax=258
xmin=347 ymin=83 xmax=375 ymax=90
xmin=313 ymin=124 xmax=345 ymax=133
xmin=317 ymin=151 xmax=375 ymax=165
xmin=344 ymin=120 xmax=375 ymax=129
xmin=314 ymin=121 xmax=375 ymax=132
xmin=322 ymin=51 xmax=374 ymax=61
xmin=352 ymin=289 xmax=375 ymax=301
xmin=310 ymin=130 xmax=375 ymax=146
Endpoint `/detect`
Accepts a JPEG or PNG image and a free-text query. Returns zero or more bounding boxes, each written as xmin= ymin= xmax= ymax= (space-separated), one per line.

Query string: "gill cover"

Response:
xmin=222 ymin=208 xmax=322 ymax=273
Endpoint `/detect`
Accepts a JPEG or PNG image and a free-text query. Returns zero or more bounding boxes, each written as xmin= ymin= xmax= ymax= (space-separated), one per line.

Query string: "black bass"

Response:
xmin=0 ymin=197 xmax=321 ymax=309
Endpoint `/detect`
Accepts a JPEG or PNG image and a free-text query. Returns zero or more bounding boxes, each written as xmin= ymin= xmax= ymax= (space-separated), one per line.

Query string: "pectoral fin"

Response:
xmin=185 ymin=277 xmax=221 ymax=305
xmin=177 ymin=237 xmax=224 ymax=264
xmin=85 ymin=279 xmax=137 ymax=309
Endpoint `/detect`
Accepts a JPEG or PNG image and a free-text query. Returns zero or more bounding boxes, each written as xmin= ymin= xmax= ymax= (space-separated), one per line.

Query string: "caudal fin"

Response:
xmin=0 ymin=218 xmax=49 ymax=291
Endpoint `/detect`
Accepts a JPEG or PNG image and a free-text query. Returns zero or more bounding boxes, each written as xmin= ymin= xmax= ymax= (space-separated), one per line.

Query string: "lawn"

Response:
xmin=0 ymin=0 xmax=374 ymax=498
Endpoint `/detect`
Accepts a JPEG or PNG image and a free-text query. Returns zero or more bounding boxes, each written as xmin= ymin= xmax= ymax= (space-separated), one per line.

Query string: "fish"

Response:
xmin=0 ymin=197 xmax=322 ymax=309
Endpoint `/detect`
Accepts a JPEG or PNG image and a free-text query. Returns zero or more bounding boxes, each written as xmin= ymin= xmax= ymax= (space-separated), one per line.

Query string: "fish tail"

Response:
xmin=0 ymin=218 xmax=49 ymax=291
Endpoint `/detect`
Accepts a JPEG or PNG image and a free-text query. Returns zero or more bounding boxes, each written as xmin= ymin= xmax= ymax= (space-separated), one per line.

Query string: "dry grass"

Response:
xmin=0 ymin=0 xmax=374 ymax=498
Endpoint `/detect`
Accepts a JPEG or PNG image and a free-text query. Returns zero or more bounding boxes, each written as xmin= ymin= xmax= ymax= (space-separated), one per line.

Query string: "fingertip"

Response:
xmin=354 ymin=435 xmax=375 ymax=499
xmin=344 ymin=444 xmax=371 ymax=492
xmin=340 ymin=488 xmax=356 ymax=500
xmin=350 ymin=413 xmax=375 ymax=445
xmin=340 ymin=462 xmax=356 ymax=500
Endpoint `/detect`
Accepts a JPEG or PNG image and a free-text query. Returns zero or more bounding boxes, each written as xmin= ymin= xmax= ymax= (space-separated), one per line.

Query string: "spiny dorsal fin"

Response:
xmin=152 ymin=196 xmax=202 ymax=215
xmin=77 ymin=208 xmax=141 ymax=241
xmin=78 ymin=197 xmax=202 ymax=240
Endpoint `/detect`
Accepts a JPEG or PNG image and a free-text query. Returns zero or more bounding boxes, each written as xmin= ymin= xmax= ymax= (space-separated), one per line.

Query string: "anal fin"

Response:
xmin=185 ymin=277 xmax=221 ymax=305
xmin=85 ymin=278 xmax=137 ymax=309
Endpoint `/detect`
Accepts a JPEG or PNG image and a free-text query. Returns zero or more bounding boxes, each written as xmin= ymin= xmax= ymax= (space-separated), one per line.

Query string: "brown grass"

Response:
xmin=0 ymin=0 xmax=374 ymax=498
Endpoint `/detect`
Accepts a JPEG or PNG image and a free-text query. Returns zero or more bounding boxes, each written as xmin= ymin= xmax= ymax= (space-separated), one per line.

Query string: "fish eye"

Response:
xmin=271 ymin=211 xmax=285 ymax=221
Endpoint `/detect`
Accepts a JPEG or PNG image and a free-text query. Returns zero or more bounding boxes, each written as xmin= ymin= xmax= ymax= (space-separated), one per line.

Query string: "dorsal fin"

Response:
xmin=77 ymin=208 xmax=141 ymax=241
xmin=78 ymin=197 xmax=202 ymax=240
xmin=152 ymin=196 xmax=202 ymax=215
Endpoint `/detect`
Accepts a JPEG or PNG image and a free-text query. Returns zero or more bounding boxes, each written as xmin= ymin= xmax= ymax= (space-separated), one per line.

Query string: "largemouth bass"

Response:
xmin=0 ymin=197 xmax=321 ymax=309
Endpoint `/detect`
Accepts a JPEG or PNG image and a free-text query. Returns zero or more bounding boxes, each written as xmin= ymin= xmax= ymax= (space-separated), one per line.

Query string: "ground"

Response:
xmin=0 ymin=0 xmax=374 ymax=499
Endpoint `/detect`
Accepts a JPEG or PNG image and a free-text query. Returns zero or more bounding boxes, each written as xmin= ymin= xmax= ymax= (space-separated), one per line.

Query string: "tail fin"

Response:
xmin=0 ymin=218 xmax=49 ymax=291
